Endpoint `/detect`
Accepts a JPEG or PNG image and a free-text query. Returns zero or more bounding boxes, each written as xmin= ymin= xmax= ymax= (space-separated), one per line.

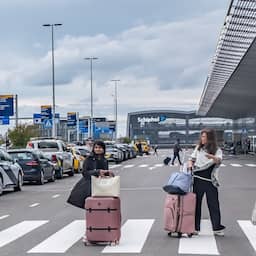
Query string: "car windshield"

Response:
xmin=78 ymin=148 xmax=90 ymax=156
xmin=38 ymin=141 xmax=59 ymax=150
xmin=9 ymin=152 xmax=34 ymax=161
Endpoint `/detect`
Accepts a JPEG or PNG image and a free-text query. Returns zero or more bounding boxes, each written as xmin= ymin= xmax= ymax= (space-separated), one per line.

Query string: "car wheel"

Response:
xmin=14 ymin=172 xmax=23 ymax=191
xmin=48 ymin=169 xmax=55 ymax=182
xmin=38 ymin=170 xmax=45 ymax=185
xmin=0 ymin=176 xmax=3 ymax=196
xmin=56 ymin=167 xmax=63 ymax=179
xmin=68 ymin=167 xmax=74 ymax=177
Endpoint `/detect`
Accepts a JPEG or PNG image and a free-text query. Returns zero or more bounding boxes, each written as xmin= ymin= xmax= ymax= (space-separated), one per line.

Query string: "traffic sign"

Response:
xmin=41 ymin=105 xmax=52 ymax=121
xmin=33 ymin=113 xmax=42 ymax=124
xmin=0 ymin=95 xmax=14 ymax=116
xmin=43 ymin=119 xmax=53 ymax=128
xmin=67 ymin=112 xmax=77 ymax=127
xmin=0 ymin=116 xmax=10 ymax=125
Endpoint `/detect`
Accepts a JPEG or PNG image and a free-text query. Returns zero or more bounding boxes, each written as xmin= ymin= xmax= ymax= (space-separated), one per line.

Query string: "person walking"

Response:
xmin=171 ymin=138 xmax=182 ymax=165
xmin=188 ymin=128 xmax=225 ymax=236
xmin=153 ymin=144 xmax=159 ymax=156
xmin=67 ymin=140 xmax=113 ymax=209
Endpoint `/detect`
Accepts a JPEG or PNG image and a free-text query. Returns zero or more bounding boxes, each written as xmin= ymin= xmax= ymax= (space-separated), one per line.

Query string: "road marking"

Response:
xmin=102 ymin=219 xmax=155 ymax=253
xmin=0 ymin=215 xmax=9 ymax=220
xmin=109 ymin=164 xmax=122 ymax=169
xmin=245 ymin=164 xmax=256 ymax=167
xmin=178 ymin=219 xmax=219 ymax=255
xmin=29 ymin=203 xmax=40 ymax=208
xmin=28 ymin=220 xmax=84 ymax=253
xmin=123 ymin=164 xmax=135 ymax=169
xmin=220 ymin=164 xmax=226 ymax=167
xmin=149 ymin=166 xmax=156 ymax=170
xmin=0 ymin=221 xmax=48 ymax=248
xmin=154 ymin=163 xmax=164 ymax=167
xmin=52 ymin=194 xmax=60 ymax=198
xmin=238 ymin=220 xmax=256 ymax=252
xmin=138 ymin=164 xmax=148 ymax=168
xmin=230 ymin=163 xmax=242 ymax=167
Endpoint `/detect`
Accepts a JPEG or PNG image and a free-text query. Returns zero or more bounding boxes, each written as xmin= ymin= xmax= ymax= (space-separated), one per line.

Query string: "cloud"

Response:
xmin=0 ymin=9 xmax=225 ymax=136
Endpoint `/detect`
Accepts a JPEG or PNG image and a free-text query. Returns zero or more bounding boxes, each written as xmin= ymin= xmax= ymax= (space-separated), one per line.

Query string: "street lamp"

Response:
xmin=111 ymin=79 xmax=120 ymax=141
xmin=43 ymin=23 xmax=62 ymax=138
xmin=84 ymin=57 xmax=98 ymax=139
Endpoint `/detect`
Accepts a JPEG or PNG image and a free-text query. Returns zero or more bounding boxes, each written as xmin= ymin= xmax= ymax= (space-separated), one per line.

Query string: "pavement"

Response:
xmin=0 ymin=149 xmax=256 ymax=256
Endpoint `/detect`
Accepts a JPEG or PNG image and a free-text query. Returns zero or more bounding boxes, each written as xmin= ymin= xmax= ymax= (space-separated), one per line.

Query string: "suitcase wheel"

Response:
xmin=110 ymin=240 xmax=119 ymax=246
xmin=188 ymin=233 xmax=193 ymax=238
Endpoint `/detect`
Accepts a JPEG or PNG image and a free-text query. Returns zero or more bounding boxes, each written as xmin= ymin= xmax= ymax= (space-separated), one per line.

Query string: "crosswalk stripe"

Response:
xmin=28 ymin=220 xmax=84 ymax=253
xmin=123 ymin=164 xmax=135 ymax=169
xmin=52 ymin=194 xmax=60 ymax=198
xmin=0 ymin=221 xmax=48 ymax=248
xmin=238 ymin=220 xmax=256 ymax=252
xmin=29 ymin=203 xmax=40 ymax=208
xmin=230 ymin=164 xmax=242 ymax=167
xmin=138 ymin=164 xmax=149 ymax=168
xmin=178 ymin=219 xmax=219 ymax=255
xmin=245 ymin=164 xmax=256 ymax=167
xmin=102 ymin=219 xmax=155 ymax=253
xmin=220 ymin=164 xmax=226 ymax=167
xmin=109 ymin=164 xmax=122 ymax=169
xmin=0 ymin=215 xmax=9 ymax=220
xmin=154 ymin=164 xmax=164 ymax=167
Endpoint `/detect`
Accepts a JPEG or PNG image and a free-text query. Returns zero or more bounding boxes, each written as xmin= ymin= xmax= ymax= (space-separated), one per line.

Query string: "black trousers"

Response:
xmin=171 ymin=152 xmax=182 ymax=165
xmin=193 ymin=178 xmax=224 ymax=231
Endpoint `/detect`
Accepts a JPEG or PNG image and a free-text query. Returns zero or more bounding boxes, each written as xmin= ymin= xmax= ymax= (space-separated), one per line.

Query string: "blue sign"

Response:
xmin=41 ymin=105 xmax=52 ymax=121
xmin=0 ymin=116 xmax=10 ymax=125
xmin=0 ymin=95 xmax=14 ymax=116
xmin=33 ymin=113 xmax=42 ymax=124
xmin=159 ymin=115 xmax=166 ymax=122
xmin=43 ymin=119 xmax=53 ymax=129
xmin=67 ymin=112 xmax=77 ymax=127
xmin=80 ymin=127 xmax=88 ymax=133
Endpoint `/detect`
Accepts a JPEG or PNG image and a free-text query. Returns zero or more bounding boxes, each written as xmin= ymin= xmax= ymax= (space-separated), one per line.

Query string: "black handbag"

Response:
xmin=67 ymin=177 xmax=90 ymax=209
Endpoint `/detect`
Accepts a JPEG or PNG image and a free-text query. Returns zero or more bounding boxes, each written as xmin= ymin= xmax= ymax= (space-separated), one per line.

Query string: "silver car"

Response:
xmin=0 ymin=149 xmax=23 ymax=195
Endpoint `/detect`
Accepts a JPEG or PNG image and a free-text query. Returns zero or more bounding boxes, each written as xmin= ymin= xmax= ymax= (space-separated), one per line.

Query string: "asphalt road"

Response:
xmin=0 ymin=149 xmax=256 ymax=256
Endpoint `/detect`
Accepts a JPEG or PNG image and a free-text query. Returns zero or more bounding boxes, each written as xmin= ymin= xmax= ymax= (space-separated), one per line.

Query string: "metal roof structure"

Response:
xmin=198 ymin=0 xmax=256 ymax=119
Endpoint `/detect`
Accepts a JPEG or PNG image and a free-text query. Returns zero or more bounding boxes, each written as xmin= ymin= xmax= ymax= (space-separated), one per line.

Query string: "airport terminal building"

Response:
xmin=127 ymin=110 xmax=256 ymax=147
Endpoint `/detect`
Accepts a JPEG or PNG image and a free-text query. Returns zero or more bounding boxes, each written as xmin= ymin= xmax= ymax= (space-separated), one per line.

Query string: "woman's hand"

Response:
xmin=206 ymin=153 xmax=221 ymax=164
xmin=99 ymin=170 xmax=108 ymax=177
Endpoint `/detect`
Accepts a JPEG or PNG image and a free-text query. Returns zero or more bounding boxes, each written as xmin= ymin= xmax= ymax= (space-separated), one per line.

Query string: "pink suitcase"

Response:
xmin=84 ymin=197 xmax=121 ymax=245
xmin=164 ymin=192 xmax=196 ymax=237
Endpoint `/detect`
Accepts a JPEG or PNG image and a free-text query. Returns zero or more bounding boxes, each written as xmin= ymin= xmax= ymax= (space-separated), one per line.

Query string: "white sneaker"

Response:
xmin=214 ymin=230 xmax=225 ymax=236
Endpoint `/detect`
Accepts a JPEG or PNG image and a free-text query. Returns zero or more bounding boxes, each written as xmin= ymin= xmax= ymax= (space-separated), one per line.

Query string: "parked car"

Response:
xmin=74 ymin=146 xmax=91 ymax=158
xmin=69 ymin=147 xmax=85 ymax=173
xmin=105 ymin=145 xmax=123 ymax=163
xmin=0 ymin=149 xmax=23 ymax=195
xmin=26 ymin=138 xmax=74 ymax=179
xmin=8 ymin=149 xmax=55 ymax=185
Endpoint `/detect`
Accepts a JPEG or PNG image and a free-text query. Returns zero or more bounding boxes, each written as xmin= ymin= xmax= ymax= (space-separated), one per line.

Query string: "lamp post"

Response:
xmin=111 ymin=79 xmax=120 ymax=141
xmin=84 ymin=57 xmax=98 ymax=139
xmin=43 ymin=23 xmax=62 ymax=137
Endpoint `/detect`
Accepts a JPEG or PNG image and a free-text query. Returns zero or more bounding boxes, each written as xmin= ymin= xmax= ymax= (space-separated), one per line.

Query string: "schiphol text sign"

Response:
xmin=0 ymin=95 xmax=14 ymax=116
xmin=67 ymin=112 xmax=77 ymax=127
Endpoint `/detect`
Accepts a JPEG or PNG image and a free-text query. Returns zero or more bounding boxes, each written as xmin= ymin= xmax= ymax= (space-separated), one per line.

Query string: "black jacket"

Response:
xmin=67 ymin=154 xmax=108 ymax=209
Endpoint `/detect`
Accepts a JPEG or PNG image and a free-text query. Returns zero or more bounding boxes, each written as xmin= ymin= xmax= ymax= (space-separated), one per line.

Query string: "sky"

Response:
xmin=0 ymin=0 xmax=230 ymax=137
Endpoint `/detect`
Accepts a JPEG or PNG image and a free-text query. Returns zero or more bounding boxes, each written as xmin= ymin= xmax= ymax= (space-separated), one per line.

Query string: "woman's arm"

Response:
xmin=82 ymin=158 xmax=100 ymax=178
xmin=206 ymin=148 xmax=222 ymax=165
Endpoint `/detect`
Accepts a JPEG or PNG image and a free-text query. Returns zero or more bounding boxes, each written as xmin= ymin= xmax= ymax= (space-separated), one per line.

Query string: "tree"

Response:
xmin=119 ymin=137 xmax=131 ymax=144
xmin=8 ymin=124 xmax=39 ymax=148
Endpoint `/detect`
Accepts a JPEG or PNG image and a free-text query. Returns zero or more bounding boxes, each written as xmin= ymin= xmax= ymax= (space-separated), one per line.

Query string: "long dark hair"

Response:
xmin=92 ymin=140 xmax=106 ymax=155
xmin=198 ymin=128 xmax=218 ymax=154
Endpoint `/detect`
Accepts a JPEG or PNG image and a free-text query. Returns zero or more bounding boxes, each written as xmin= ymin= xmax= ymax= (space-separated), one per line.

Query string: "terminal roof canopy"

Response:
xmin=198 ymin=0 xmax=256 ymax=119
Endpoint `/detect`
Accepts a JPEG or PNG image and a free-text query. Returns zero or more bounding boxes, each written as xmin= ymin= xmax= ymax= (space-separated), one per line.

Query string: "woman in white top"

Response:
xmin=188 ymin=128 xmax=225 ymax=236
